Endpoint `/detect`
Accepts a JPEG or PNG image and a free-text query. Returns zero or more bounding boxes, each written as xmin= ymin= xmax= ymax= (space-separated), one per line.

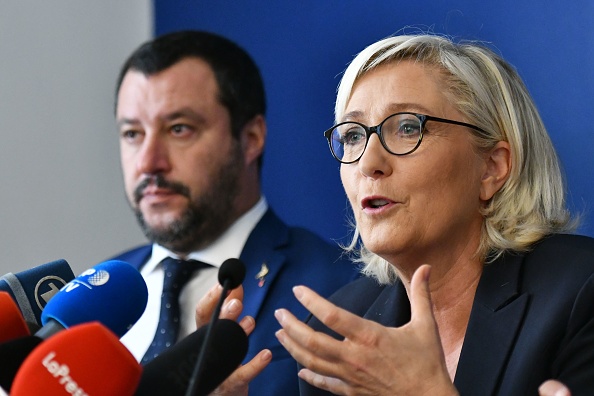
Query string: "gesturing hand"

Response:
xmin=275 ymin=265 xmax=458 ymax=396
xmin=195 ymin=283 xmax=272 ymax=395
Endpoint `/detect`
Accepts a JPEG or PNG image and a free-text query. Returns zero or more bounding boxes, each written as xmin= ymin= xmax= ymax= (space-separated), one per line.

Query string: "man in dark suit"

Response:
xmin=111 ymin=30 xmax=357 ymax=395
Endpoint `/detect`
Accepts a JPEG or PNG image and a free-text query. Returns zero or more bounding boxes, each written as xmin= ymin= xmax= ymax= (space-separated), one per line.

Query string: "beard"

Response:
xmin=131 ymin=141 xmax=243 ymax=254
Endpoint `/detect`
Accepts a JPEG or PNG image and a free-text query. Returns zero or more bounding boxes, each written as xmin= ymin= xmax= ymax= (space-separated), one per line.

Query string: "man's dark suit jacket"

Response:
xmin=301 ymin=234 xmax=594 ymax=395
xmin=112 ymin=208 xmax=358 ymax=395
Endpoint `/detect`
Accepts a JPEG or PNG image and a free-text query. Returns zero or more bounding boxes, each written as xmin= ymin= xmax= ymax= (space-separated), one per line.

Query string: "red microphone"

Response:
xmin=0 ymin=291 xmax=30 ymax=343
xmin=11 ymin=322 xmax=142 ymax=395
xmin=0 ymin=294 xmax=39 ymax=391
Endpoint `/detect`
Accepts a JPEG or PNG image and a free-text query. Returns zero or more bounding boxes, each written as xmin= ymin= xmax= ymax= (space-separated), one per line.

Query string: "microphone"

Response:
xmin=0 ymin=259 xmax=148 ymax=391
xmin=217 ymin=258 xmax=246 ymax=291
xmin=0 ymin=336 xmax=44 ymax=389
xmin=0 ymin=259 xmax=75 ymax=327
xmin=0 ymin=291 xmax=30 ymax=343
xmin=186 ymin=258 xmax=246 ymax=395
xmin=11 ymin=322 xmax=142 ymax=395
xmin=135 ymin=319 xmax=248 ymax=395
xmin=0 ymin=292 xmax=42 ymax=390
xmin=38 ymin=259 xmax=148 ymax=339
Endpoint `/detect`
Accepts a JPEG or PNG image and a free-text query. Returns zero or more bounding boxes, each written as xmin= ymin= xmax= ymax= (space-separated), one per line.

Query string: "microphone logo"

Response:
xmin=87 ymin=270 xmax=110 ymax=286
xmin=61 ymin=269 xmax=111 ymax=293
xmin=42 ymin=351 xmax=88 ymax=396
xmin=34 ymin=276 xmax=70 ymax=310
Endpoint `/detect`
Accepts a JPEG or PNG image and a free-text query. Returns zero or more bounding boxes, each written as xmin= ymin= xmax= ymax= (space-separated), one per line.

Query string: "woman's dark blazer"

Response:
xmin=301 ymin=234 xmax=594 ymax=395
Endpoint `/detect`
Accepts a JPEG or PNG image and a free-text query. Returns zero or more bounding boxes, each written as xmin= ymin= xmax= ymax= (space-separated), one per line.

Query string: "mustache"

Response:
xmin=133 ymin=174 xmax=191 ymax=204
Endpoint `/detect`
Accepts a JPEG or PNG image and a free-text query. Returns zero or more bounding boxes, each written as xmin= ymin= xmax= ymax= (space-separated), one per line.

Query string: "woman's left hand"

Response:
xmin=274 ymin=265 xmax=458 ymax=396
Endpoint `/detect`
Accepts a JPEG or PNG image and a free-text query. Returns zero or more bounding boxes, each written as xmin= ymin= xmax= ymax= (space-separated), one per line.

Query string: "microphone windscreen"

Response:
xmin=11 ymin=322 xmax=141 ymax=396
xmin=218 ymin=258 xmax=246 ymax=290
xmin=0 ymin=259 xmax=74 ymax=326
xmin=0 ymin=292 xmax=30 ymax=343
xmin=41 ymin=260 xmax=148 ymax=338
xmin=0 ymin=335 xmax=43 ymax=391
xmin=135 ymin=319 xmax=248 ymax=396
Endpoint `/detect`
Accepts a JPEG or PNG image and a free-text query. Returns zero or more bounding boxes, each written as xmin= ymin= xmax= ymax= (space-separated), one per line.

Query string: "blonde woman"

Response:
xmin=274 ymin=34 xmax=594 ymax=395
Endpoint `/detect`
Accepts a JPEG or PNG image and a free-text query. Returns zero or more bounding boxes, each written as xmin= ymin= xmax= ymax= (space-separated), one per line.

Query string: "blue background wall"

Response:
xmin=153 ymin=1 xmax=594 ymax=244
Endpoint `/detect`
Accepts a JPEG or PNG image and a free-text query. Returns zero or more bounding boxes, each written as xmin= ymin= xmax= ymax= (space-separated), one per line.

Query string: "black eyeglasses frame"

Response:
xmin=323 ymin=112 xmax=487 ymax=164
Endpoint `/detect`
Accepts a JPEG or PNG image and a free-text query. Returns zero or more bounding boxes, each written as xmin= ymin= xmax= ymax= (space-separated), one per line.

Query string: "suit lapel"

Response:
xmin=362 ymin=279 xmax=411 ymax=327
xmin=112 ymin=245 xmax=152 ymax=271
xmin=454 ymin=253 xmax=528 ymax=396
xmin=239 ymin=209 xmax=289 ymax=320
xmin=117 ymin=210 xmax=289 ymax=321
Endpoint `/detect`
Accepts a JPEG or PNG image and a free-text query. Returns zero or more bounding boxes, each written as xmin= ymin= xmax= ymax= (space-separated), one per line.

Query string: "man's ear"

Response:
xmin=480 ymin=141 xmax=511 ymax=201
xmin=240 ymin=114 xmax=266 ymax=166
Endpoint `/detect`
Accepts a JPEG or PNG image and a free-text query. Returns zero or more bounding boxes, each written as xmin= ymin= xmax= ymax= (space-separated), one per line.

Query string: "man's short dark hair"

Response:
xmin=115 ymin=30 xmax=266 ymax=139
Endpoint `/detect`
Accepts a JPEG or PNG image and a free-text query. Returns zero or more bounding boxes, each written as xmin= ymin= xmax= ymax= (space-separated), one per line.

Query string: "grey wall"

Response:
xmin=0 ymin=2 xmax=151 ymax=275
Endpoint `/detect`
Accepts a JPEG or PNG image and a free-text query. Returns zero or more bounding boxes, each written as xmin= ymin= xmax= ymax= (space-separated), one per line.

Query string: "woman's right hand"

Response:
xmin=275 ymin=265 xmax=458 ymax=395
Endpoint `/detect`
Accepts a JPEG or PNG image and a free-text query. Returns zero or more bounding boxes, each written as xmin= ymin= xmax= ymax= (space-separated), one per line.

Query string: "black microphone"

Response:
xmin=135 ymin=319 xmax=248 ymax=395
xmin=186 ymin=258 xmax=246 ymax=396
xmin=0 ymin=335 xmax=44 ymax=389
xmin=217 ymin=258 xmax=246 ymax=291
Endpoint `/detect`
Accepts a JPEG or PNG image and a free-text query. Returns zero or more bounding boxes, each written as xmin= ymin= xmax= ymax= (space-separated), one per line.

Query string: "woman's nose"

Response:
xmin=357 ymin=134 xmax=393 ymax=178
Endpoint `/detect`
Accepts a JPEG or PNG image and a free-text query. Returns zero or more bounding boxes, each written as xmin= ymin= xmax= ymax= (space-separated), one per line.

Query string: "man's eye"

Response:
xmin=121 ymin=130 xmax=139 ymax=140
xmin=171 ymin=124 xmax=191 ymax=135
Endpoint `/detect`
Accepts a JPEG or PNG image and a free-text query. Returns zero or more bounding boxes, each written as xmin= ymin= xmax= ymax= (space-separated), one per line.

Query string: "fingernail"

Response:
xmin=297 ymin=369 xmax=306 ymax=379
xmin=275 ymin=329 xmax=285 ymax=343
xmin=261 ymin=349 xmax=272 ymax=361
xmin=226 ymin=299 xmax=240 ymax=315
xmin=293 ymin=286 xmax=304 ymax=300
xmin=274 ymin=309 xmax=285 ymax=324
xmin=239 ymin=316 xmax=255 ymax=333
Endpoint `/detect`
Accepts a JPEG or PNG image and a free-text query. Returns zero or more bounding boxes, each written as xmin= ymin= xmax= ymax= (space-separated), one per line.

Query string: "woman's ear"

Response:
xmin=480 ymin=141 xmax=511 ymax=201
xmin=240 ymin=114 xmax=267 ymax=166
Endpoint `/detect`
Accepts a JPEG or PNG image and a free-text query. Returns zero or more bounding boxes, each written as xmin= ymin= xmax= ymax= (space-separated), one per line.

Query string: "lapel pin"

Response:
xmin=256 ymin=263 xmax=269 ymax=288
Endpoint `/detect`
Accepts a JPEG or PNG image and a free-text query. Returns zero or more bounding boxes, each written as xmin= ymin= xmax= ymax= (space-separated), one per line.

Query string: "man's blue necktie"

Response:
xmin=141 ymin=257 xmax=210 ymax=365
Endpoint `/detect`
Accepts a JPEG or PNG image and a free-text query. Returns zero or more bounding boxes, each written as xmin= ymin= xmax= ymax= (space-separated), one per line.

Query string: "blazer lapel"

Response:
xmin=454 ymin=253 xmax=528 ymax=396
xmin=362 ymin=279 xmax=411 ymax=327
xmin=239 ymin=209 xmax=289 ymax=320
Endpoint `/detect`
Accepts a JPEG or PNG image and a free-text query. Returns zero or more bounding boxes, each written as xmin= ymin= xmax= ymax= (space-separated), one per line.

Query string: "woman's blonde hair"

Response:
xmin=336 ymin=34 xmax=573 ymax=284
